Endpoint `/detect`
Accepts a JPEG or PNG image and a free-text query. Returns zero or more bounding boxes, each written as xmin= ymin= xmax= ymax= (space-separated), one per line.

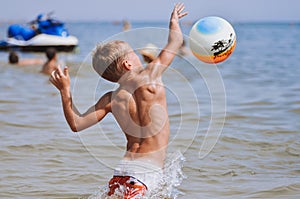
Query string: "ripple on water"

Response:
xmin=249 ymin=183 xmax=300 ymax=198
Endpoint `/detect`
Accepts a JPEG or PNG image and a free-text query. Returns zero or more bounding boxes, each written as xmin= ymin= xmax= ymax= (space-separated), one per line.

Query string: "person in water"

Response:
xmin=49 ymin=3 xmax=187 ymax=198
xmin=41 ymin=48 xmax=58 ymax=75
xmin=139 ymin=43 xmax=159 ymax=64
xmin=122 ymin=19 xmax=131 ymax=31
xmin=8 ymin=51 xmax=44 ymax=66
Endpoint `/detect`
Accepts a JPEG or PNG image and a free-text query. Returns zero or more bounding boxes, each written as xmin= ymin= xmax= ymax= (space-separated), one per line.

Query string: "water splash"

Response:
xmin=88 ymin=151 xmax=185 ymax=199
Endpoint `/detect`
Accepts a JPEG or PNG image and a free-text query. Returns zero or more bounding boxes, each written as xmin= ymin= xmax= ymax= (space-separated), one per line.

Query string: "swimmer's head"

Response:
xmin=8 ymin=51 xmax=19 ymax=64
xmin=45 ymin=48 xmax=57 ymax=60
xmin=139 ymin=43 xmax=158 ymax=63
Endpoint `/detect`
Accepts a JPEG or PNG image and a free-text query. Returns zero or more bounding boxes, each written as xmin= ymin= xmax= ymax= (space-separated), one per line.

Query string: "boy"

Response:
xmin=50 ymin=3 xmax=187 ymax=198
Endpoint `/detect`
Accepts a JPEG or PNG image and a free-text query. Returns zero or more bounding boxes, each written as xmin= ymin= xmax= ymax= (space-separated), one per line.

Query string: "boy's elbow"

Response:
xmin=69 ymin=124 xmax=82 ymax=133
xmin=70 ymin=126 xmax=79 ymax=132
xmin=68 ymin=119 xmax=84 ymax=132
xmin=72 ymin=128 xmax=79 ymax=133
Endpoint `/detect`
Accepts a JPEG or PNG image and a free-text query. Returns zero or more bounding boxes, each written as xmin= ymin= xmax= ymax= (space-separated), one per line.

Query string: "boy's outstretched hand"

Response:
xmin=171 ymin=3 xmax=188 ymax=21
xmin=151 ymin=3 xmax=188 ymax=73
xmin=49 ymin=66 xmax=70 ymax=92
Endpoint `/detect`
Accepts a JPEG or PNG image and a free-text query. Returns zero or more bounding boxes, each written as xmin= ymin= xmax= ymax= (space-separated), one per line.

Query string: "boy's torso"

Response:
xmin=111 ymin=72 xmax=169 ymax=166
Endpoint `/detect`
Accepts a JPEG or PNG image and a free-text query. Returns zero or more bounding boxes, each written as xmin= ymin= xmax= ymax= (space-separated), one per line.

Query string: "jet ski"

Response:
xmin=0 ymin=12 xmax=78 ymax=52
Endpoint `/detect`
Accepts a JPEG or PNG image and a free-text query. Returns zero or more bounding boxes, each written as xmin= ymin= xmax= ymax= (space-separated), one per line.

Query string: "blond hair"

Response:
xmin=92 ymin=40 xmax=132 ymax=82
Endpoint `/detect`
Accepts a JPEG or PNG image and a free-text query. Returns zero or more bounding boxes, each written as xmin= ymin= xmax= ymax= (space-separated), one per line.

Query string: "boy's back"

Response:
xmin=111 ymin=63 xmax=170 ymax=167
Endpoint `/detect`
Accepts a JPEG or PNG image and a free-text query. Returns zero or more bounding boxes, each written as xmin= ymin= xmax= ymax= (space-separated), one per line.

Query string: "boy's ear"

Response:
xmin=122 ymin=60 xmax=132 ymax=70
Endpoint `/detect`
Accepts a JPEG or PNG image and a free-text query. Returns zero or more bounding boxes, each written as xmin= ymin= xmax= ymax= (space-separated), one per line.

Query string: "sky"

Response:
xmin=1 ymin=0 xmax=299 ymax=23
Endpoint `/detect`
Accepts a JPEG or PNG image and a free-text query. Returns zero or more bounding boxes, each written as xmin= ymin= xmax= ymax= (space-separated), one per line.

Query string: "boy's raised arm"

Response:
xmin=50 ymin=67 xmax=111 ymax=132
xmin=147 ymin=3 xmax=188 ymax=76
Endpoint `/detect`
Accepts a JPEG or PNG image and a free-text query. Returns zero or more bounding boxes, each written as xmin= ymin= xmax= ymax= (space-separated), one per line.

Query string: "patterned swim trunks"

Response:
xmin=108 ymin=175 xmax=147 ymax=198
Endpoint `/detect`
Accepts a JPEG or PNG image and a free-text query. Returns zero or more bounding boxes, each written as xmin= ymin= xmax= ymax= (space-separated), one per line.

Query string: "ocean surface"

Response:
xmin=0 ymin=21 xmax=299 ymax=198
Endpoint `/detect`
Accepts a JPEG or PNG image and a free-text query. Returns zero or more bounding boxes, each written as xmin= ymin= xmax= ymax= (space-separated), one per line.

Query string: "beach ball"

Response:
xmin=189 ymin=16 xmax=236 ymax=64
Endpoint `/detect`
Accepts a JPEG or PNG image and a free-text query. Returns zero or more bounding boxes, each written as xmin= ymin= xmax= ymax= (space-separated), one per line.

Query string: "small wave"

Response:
xmin=289 ymin=108 xmax=300 ymax=114
xmin=240 ymin=101 xmax=274 ymax=106
xmin=225 ymin=113 xmax=248 ymax=121
xmin=8 ymin=144 xmax=35 ymax=150
xmin=221 ymin=170 xmax=238 ymax=177
xmin=0 ymin=99 xmax=21 ymax=104
xmin=2 ymin=121 xmax=50 ymax=129
xmin=249 ymin=183 xmax=300 ymax=198
xmin=285 ymin=142 xmax=300 ymax=157
xmin=0 ymin=149 xmax=13 ymax=156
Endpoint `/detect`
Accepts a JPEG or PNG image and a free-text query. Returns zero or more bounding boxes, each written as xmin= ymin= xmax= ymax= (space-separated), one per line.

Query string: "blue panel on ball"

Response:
xmin=196 ymin=17 xmax=222 ymax=34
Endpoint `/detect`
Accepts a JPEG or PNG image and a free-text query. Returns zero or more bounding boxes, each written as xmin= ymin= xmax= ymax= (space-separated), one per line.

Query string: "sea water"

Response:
xmin=0 ymin=21 xmax=300 ymax=198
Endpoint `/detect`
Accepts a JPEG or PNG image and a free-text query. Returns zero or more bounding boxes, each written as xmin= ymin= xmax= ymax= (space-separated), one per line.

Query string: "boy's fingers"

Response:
xmin=177 ymin=3 xmax=185 ymax=12
xmin=179 ymin=12 xmax=188 ymax=18
xmin=50 ymin=70 xmax=57 ymax=81
xmin=174 ymin=3 xmax=179 ymax=9
xmin=50 ymin=70 xmax=55 ymax=79
xmin=57 ymin=66 xmax=64 ymax=77
xmin=63 ymin=66 xmax=69 ymax=77
xmin=173 ymin=3 xmax=187 ymax=19
xmin=49 ymin=73 xmax=57 ymax=85
xmin=174 ymin=3 xmax=180 ymax=12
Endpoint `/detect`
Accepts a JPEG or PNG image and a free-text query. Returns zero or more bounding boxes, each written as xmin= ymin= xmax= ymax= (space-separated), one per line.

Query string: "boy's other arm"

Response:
xmin=50 ymin=67 xmax=111 ymax=132
xmin=147 ymin=3 xmax=188 ymax=77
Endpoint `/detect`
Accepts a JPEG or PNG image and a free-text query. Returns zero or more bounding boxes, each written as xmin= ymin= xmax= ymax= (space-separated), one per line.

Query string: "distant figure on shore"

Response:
xmin=8 ymin=51 xmax=44 ymax=66
xmin=41 ymin=48 xmax=58 ymax=75
xmin=139 ymin=43 xmax=159 ymax=63
xmin=122 ymin=19 xmax=131 ymax=31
